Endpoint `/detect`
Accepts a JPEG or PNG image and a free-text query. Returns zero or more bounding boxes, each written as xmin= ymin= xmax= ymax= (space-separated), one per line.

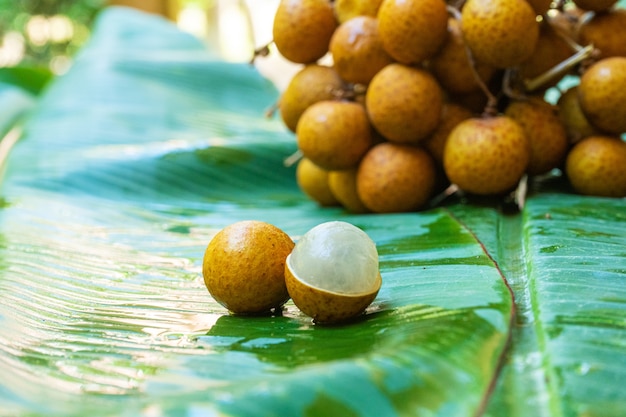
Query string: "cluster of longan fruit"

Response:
xmin=265 ymin=0 xmax=626 ymax=213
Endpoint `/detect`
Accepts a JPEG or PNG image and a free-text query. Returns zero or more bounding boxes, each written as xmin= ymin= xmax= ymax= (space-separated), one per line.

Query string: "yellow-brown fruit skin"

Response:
xmin=296 ymin=100 xmax=373 ymax=170
xmin=461 ymin=0 xmax=539 ymax=69
xmin=423 ymin=103 xmax=474 ymax=166
xmin=565 ymin=136 xmax=626 ymax=197
xmin=203 ymin=221 xmax=295 ymax=315
xmin=285 ymin=257 xmax=381 ymax=324
xmin=578 ymin=9 xmax=626 ymax=59
xmin=334 ymin=0 xmax=383 ymax=24
xmin=377 ymin=0 xmax=448 ymax=64
xmin=328 ymin=169 xmax=370 ymax=213
xmin=443 ymin=116 xmax=530 ymax=195
xmin=557 ymin=86 xmax=601 ymax=144
xmin=526 ymin=0 xmax=553 ymax=15
xmin=279 ymin=65 xmax=344 ymax=133
xmin=578 ymin=57 xmax=626 ymax=134
xmin=272 ymin=0 xmax=337 ymax=64
xmin=356 ymin=142 xmax=437 ymax=213
xmin=329 ymin=16 xmax=394 ymax=85
xmin=505 ymin=98 xmax=569 ymax=175
xmin=366 ymin=64 xmax=443 ymax=143
xmin=520 ymin=22 xmax=574 ymax=86
xmin=429 ymin=18 xmax=496 ymax=95
xmin=296 ymin=157 xmax=340 ymax=207
xmin=573 ymin=0 xmax=618 ymax=11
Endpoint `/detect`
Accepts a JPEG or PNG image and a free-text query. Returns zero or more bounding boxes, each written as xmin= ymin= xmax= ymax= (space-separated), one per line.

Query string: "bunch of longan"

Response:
xmin=266 ymin=0 xmax=626 ymax=212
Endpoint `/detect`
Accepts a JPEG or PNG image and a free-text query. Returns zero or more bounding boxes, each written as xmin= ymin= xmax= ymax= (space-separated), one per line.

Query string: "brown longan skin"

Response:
xmin=272 ymin=0 xmax=337 ymax=64
xmin=520 ymin=22 xmax=574 ymax=85
xmin=334 ymin=0 xmax=383 ymax=24
xmin=279 ymin=64 xmax=344 ymax=133
xmin=329 ymin=16 xmax=394 ymax=85
xmin=296 ymin=100 xmax=374 ymax=170
xmin=356 ymin=142 xmax=437 ymax=213
xmin=377 ymin=0 xmax=448 ymax=64
xmin=203 ymin=221 xmax=295 ymax=315
xmin=557 ymin=86 xmax=602 ymax=144
xmin=328 ymin=169 xmax=370 ymax=213
xmin=296 ymin=157 xmax=340 ymax=207
xmin=565 ymin=136 xmax=626 ymax=197
xmin=461 ymin=0 xmax=539 ymax=69
xmin=443 ymin=116 xmax=530 ymax=196
xmin=578 ymin=9 xmax=626 ymax=60
xmin=505 ymin=97 xmax=569 ymax=175
xmin=366 ymin=63 xmax=443 ymax=144
xmin=578 ymin=57 xmax=626 ymax=134
xmin=429 ymin=18 xmax=497 ymax=95
xmin=423 ymin=103 xmax=474 ymax=166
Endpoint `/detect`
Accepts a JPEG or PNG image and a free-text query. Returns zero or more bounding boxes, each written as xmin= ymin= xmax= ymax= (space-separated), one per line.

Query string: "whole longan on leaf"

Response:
xmin=565 ymin=136 xmax=626 ymax=197
xmin=505 ymin=97 xmax=569 ymax=175
xmin=329 ymin=15 xmax=394 ymax=85
xmin=203 ymin=221 xmax=295 ymax=315
xmin=272 ymin=0 xmax=337 ymax=64
xmin=443 ymin=116 xmax=530 ymax=195
xmin=356 ymin=142 xmax=437 ymax=213
xmin=377 ymin=0 xmax=448 ymax=64
xmin=460 ymin=0 xmax=540 ymax=69
xmin=328 ymin=169 xmax=370 ymax=214
xmin=578 ymin=57 xmax=626 ymax=134
xmin=296 ymin=100 xmax=373 ymax=170
xmin=365 ymin=63 xmax=443 ymax=144
xmin=279 ymin=64 xmax=344 ymax=132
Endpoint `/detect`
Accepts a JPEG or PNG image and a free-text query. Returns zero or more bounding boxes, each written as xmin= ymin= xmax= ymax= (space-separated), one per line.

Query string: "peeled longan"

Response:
xmin=356 ymin=142 xmax=437 ymax=213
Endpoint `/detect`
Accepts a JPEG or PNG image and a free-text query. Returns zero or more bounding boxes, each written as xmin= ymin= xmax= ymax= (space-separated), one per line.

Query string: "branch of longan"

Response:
xmin=446 ymin=5 xmax=499 ymax=117
xmin=524 ymin=43 xmax=596 ymax=92
xmin=250 ymin=41 xmax=273 ymax=65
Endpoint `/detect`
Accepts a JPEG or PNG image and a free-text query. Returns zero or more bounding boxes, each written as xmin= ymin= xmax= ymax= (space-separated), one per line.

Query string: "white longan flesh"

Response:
xmin=290 ymin=221 xmax=379 ymax=295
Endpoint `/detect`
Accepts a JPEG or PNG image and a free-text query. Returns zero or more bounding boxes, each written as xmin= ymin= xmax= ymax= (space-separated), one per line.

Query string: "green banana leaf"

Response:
xmin=0 ymin=7 xmax=623 ymax=417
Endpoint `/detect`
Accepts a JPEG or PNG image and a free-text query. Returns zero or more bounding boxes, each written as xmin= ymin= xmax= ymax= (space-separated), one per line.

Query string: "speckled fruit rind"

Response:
xmin=203 ymin=221 xmax=295 ymax=315
xmin=285 ymin=254 xmax=381 ymax=324
xmin=460 ymin=0 xmax=539 ymax=69
xmin=578 ymin=57 xmax=626 ymax=134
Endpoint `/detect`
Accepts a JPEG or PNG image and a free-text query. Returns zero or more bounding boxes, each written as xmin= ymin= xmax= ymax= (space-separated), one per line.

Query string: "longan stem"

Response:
xmin=524 ymin=44 xmax=595 ymax=92
xmin=446 ymin=5 xmax=498 ymax=117
xmin=250 ymin=41 xmax=273 ymax=65
xmin=283 ymin=149 xmax=303 ymax=167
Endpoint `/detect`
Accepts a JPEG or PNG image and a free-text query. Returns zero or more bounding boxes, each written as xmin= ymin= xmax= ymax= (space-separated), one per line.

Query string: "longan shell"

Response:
xmin=565 ymin=136 xmax=626 ymax=197
xmin=443 ymin=116 xmax=530 ymax=195
xmin=461 ymin=0 xmax=539 ymax=69
xmin=203 ymin=221 xmax=294 ymax=314
xmin=285 ymin=255 xmax=381 ymax=324
xmin=366 ymin=64 xmax=443 ymax=143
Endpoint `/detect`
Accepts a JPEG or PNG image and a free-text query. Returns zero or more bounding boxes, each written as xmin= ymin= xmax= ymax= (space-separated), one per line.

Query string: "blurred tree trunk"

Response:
xmin=107 ymin=0 xmax=179 ymax=20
